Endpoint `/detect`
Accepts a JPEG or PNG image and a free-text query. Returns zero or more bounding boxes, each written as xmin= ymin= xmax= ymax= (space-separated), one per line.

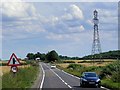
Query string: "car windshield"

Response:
xmin=85 ymin=73 xmax=97 ymax=77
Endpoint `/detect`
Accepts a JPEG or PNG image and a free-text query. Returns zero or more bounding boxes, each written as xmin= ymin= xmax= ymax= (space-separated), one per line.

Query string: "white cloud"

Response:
xmin=46 ymin=33 xmax=65 ymax=40
xmin=46 ymin=27 xmax=86 ymax=42
xmin=1 ymin=0 xmax=37 ymax=19
xmin=97 ymin=9 xmax=117 ymax=24
xmin=69 ymin=4 xmax=84 ymax=19
xmin=87 ymin=20 xmax=93 ymax=25
xmin=62 ymin=4 xmax=84 ymax=20
xmin=80 ymin=25 xmax=85 ymax=30
xmin=1 ymin=0 xmax=47 ymax=38
xmin=68 ymin=25 xmax=85 ymax=33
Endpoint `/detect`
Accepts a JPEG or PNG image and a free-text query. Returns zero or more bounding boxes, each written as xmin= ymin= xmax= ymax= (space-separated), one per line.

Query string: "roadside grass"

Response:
xmin=56 ymin=60 xmax=120 ymax=90
xmin=101 ymin=79 xmax=120 ymax=90
xmin=1 ymin=65 xmax=31 ymax=75
xmin=2 ymin=61 xmax=39 ymax=88
xmin=0 ymin=76 xmax=1 ymax=90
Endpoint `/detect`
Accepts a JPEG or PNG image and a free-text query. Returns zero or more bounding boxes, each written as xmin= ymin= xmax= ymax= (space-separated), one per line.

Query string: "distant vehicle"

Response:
xmin=80 ymin=72 xmax=101 ymax=88
xmin=51 ymin=65 xmax=56 ymax=69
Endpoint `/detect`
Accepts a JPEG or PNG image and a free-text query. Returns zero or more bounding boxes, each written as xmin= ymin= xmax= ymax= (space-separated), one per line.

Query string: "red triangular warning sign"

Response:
xmin=7 ymin=53 xmax=21 ymax=66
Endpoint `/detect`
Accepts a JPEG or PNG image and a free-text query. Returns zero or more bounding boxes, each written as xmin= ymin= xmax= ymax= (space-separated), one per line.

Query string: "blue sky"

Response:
xmin=1 ymin=0 xmax=118 ymax=60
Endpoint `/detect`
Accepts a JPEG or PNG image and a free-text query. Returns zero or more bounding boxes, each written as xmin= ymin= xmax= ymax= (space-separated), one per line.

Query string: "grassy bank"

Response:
xmin=2 ymin=61 xmax=39 ymax=88
xmin=56 ymin=60 xmax=120 ymax=90
xmin=101 ymin=79 xmax=120 ymax=90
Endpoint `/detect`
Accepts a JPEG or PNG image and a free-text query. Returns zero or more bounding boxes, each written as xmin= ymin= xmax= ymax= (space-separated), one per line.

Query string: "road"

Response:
xmin=40 ymin=62 xmax=106 ymax=90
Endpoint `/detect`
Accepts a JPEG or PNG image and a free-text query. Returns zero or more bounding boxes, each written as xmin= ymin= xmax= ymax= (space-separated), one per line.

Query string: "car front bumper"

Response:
xmin=82 ymin=80 xmax=101 ymax=87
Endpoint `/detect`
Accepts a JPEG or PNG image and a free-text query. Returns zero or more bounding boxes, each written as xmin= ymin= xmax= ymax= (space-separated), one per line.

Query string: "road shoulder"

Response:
xmin=31 ymin=62 xmax=43 ymax=88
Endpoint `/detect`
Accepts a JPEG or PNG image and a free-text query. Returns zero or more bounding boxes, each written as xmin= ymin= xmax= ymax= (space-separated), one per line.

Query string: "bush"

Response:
xmin=25 ymin=60 xmax=39 ymax=66
xmin=111 ymin=72 xmax=120 ymax=83
xmin=100 ymin=60 xmax=120 ymax=79
xmin=101 ymin=79 xmax=120 ymax=90
xmin=63 ymin=61 xmax=75 ymax=63
xmin=67 ymin=64 xmax=84 ymax=70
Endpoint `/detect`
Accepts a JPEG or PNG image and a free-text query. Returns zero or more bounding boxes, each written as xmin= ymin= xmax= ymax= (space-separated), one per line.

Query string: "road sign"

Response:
xmin=11 ymin=66 xmax=18 ymax=73
xmin=7 ymin=53 xmax=21 ymax=66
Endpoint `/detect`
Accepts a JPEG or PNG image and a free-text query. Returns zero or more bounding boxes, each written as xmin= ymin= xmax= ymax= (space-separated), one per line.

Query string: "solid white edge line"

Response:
xmin=56 ymin=68 xmax=110 ymax=90
xmin=56 ymin=68 xmax=80 ymax=79
xmin=101 ymin=86 xmax=111 ymax=90
xmin=40 ymin=63 xmax=45 ymax=89
xmin=44 ymin=63 xmax=72 ymax=88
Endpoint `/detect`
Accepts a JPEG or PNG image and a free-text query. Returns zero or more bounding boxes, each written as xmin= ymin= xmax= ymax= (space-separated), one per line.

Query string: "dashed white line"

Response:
xmin=39 ymin=63 xmax=45 ymax=89
xmin=42 ymin=63 xmax=110 ymax=90
xmin=56 ymin=68 xmax=110 ymax=90
xmin=56 ymin=68 xmax=80 ymax=79
xmin=44 ymin=63 xmax=72 ymax=88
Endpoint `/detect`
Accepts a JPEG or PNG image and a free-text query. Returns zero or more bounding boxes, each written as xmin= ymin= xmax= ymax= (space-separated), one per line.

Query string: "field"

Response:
xmin=2 ymin=60 xmax=39 ymax=88
xmin=57 ymin=59 xmax=115 ymax=68
xmin=0 ymin=60 xmax=30 ymax=76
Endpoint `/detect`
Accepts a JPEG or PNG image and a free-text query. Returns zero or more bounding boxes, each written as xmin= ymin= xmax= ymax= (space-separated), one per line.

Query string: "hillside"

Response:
xmin=82 ymin=50 xmax=120 ymax=60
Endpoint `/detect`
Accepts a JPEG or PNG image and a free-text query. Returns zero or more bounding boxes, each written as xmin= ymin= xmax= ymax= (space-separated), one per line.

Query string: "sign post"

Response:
xmin=7 ymin=53 xmax=21 ymax=77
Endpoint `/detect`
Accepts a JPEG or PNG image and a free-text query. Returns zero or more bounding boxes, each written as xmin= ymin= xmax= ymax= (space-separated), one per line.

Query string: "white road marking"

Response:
xmin=43 ymin=63 xmax=110 ymax=90
xmin=39 ymin=63 xmax=45 ymax=89
xmin=101 ymin=86 xmax=111 ymax=90
xmin=44 ymin=63 xmax=72 ymax=88
xmin=56 ymin=68 xmax=80 ymax=79
xmin=56 ymin=68 xmax=110 ymax=90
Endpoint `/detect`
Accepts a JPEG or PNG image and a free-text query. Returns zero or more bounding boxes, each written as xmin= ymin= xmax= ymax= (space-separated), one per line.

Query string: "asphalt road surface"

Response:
xmin=40 ymin=62 xmax=106 ymax=90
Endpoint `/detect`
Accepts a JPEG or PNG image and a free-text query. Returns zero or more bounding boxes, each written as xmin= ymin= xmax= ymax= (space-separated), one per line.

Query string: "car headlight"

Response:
xmin=83 ymin=78 xmax=87 ymax=81
xmin=96 ymin=79 xmax=100 ymax=82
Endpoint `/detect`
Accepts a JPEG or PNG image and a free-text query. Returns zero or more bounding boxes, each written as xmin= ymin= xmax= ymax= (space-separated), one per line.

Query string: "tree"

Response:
xmin=35 ymin=52 xmax=41 ymax=58
xmin=46 ymin=50 xmax=59 ymax=62
xmin=26 ymin=53 xmax=35 ymax=60
xmin=40 ymin=53 xmax=46 ymax=60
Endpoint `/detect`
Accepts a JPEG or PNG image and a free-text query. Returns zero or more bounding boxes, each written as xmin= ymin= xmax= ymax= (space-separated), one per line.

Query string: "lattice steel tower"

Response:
xmin=91 ymin=10 xmax=102 ymax=62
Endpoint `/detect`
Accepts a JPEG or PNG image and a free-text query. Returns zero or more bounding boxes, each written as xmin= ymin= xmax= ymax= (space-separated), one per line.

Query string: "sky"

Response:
xmin=1 ymin=0 xmax=119 ymax=60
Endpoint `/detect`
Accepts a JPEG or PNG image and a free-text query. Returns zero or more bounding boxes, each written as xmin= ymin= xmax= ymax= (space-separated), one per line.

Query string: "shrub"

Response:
xmin=63 ymin=61 xmax=75 ymax=63
xmin=111 ymin=72 xmax=120 ymax=83
xmin=67 ymin=64 xmax=78 ymax=69
xmin=100 ymin=60 xmax=120 ymax=79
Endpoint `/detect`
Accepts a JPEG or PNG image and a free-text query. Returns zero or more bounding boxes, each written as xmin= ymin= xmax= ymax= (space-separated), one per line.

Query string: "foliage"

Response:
xmin=46 ymin=50 xmax=59 ymax=62
xmin=2 ymin=65 xmax=39 ymax=88
xmin=59 ymin=55 xmax=81 ymax=60
xmin=26 ymin=50 xmax=59 ymax=62
xmin=111 ymin=72 xmax=120 ymax=83
xmin=100 ymin=60 xmax=120 ymax=81
xmin=26 ymin=53 xmax=35 ymax=60
xmin=83 ymin=50 xmax=120 ymax=59
xmin=25 ymin=60 xmax=39 ymax=66
xmin=26 ymin=52 xmax=46 ymax=60
xmin=101 ymin=79 xmax=120 ymax=90
xmin=57 ymin=60 xmax=120 ymax=89
xmin=63 ymin=61 xmax=75 ymax=63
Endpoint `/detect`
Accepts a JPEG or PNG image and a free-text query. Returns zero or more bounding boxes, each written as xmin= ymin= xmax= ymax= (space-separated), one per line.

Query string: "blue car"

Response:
xmin=80 ymin=72 xmax=101 ymax=88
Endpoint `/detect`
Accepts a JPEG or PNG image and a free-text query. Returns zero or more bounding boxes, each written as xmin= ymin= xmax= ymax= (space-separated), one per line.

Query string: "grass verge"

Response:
xmin=101 ymin=79 xmax=120 ymax=90
xmin=2 ymin=65 xmax=39 ymax=88
xmin=57 ymin=63 xmax=120 ymax=90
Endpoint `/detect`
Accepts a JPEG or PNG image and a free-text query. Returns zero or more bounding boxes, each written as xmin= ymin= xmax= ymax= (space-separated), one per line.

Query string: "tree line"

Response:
xmin=26 ymin=50 xmax=120 ymax=61
xmin=82 ymin=50 xmax=120 ymax=60
xmin=26 ymin=50 xmax=60 ymax=62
